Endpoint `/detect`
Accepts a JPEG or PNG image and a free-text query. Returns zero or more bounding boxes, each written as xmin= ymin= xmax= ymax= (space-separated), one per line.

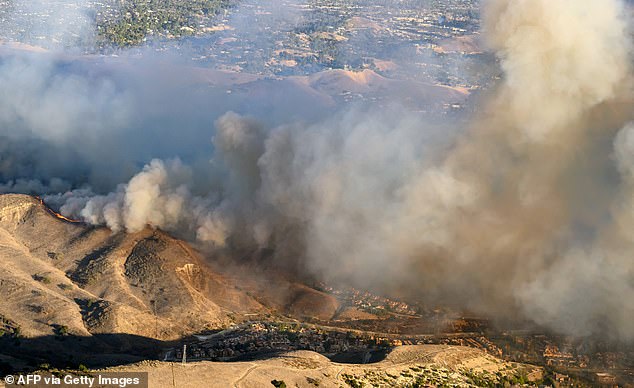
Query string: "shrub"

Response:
xmin=33 ymin=274 xmax=52 ymax=284
xmin=55 ymin=325 xmax=69 ymax=337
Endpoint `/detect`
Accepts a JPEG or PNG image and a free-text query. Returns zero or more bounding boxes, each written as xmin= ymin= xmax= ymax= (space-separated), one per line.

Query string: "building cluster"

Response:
xmin=320 ymin=283 xmax=420 ymax=317
xmin=167 ymin=321 xmax=395 ymax=362
xmin=487 ymin=333 xmax=634 ymax=385
xmin=166 ymin=320 xmax=507 ymax=364
xmin=0 ymin=0 xmax=102 ymax=48
xmin=0 ymin=0 xmax=491 ymax=91
xmin=163 ymin=317 xmax=634 ymax=385
xmin=182 ymin=0 xmax=487 ymax=89
xmin=444 ymin=336 xmax=504 ymax=357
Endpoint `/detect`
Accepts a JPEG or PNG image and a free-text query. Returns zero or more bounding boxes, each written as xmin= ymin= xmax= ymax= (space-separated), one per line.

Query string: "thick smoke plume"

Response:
xmin=2 ymin=0 xmax=634 ymax=339
xmin=484 ymin=0 xmax=630 ymax=140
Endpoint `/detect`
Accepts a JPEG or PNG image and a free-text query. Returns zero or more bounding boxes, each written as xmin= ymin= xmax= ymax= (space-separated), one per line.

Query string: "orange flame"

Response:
xmin=35 ymin=196 xmax=81 ymax=223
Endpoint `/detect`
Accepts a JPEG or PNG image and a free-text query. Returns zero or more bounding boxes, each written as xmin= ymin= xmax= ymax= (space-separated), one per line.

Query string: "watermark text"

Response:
xmin=4 ymin=372 xmax=148 ymax=388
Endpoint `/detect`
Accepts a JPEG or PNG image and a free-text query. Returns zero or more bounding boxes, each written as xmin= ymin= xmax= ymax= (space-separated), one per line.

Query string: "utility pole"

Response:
xmin=150 ymin=300 xmax=158 ymax=339
xmin=182 ymin=344 xmax=187 ymax=364
xmin=171 ymin=362 xmax=176 ymax=388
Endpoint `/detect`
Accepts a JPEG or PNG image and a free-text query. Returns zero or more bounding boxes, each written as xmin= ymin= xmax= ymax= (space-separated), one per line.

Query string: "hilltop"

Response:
xmin=97 ymin=345 xmax=543 ymax=387
xmin=0 ymin=194 xmax=339 ymax=368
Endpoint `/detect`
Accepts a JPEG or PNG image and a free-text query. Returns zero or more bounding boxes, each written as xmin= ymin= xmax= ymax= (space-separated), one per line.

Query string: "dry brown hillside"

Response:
xmin=97 ymin=345 xmax=543 ymax=387
xmin=0 ymin=195 xmax=551 ymax=387
xmin=0 ymin=194 xmax=340 ymax=367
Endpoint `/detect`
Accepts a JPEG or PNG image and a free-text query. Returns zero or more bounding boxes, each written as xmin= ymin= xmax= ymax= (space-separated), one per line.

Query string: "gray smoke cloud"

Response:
xmin=2 ymin=0 xmax=634 ymax=340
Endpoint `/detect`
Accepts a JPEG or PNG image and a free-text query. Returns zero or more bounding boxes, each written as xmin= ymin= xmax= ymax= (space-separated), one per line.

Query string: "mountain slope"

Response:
xmin=0 ymin=194 xmax=267 ymax=342
xmin=0 ymin=194 xmax=342 ymax=342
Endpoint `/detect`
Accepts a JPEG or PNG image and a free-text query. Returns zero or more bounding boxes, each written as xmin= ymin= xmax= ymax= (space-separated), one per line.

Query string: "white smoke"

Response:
xmin=0 ymin=55 xmax=132 ymax=142
xmin=6 ymin=0 xmax=634 ymax=339
xmin=483 ymin=0 xmax=630 ymax=141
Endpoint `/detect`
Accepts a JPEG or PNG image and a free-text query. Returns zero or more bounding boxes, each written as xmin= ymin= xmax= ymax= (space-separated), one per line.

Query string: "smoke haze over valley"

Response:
xmin=1 ymin=0 xmax=634 ymax=385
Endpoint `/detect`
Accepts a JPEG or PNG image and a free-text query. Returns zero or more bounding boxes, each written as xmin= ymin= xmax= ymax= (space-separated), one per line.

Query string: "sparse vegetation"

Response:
xmin=343 ymin=374 xmax=364 ymax=388
xmin=54 ymin=325 xmax=69 ymax=337
xmin=505 ymin=370 xmax=530 ymax=386
xmin=38 ymin=363 xmax=51 ymax=370
xmin=0 ymin=315 xmax=21 ymax=339
xmin=270 ymin=380 xmax=287 ymax=388
xmin=27 ymin=304 xmax=45 ymax=314
xmin=47 ymin=252 xmax=64 ymax=260
xmin=32 ymin=274 xmax=52 ymax=284
xmin=58 ymin=283 xmax=73 ymax=291
xmin=463 ymin=369 xmax=499 ymax=387
xmin=85 ymin=299 xmax=99 ymax=309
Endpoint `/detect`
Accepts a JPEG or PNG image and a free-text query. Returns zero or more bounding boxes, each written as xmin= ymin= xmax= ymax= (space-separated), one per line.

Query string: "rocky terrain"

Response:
xmin=0 ymin=194 xmax=344 ymax=369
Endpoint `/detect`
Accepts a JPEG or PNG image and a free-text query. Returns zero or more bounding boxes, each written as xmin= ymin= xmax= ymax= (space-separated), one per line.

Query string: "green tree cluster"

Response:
xmin=97 ymin=0 xmax=232 ymax=47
